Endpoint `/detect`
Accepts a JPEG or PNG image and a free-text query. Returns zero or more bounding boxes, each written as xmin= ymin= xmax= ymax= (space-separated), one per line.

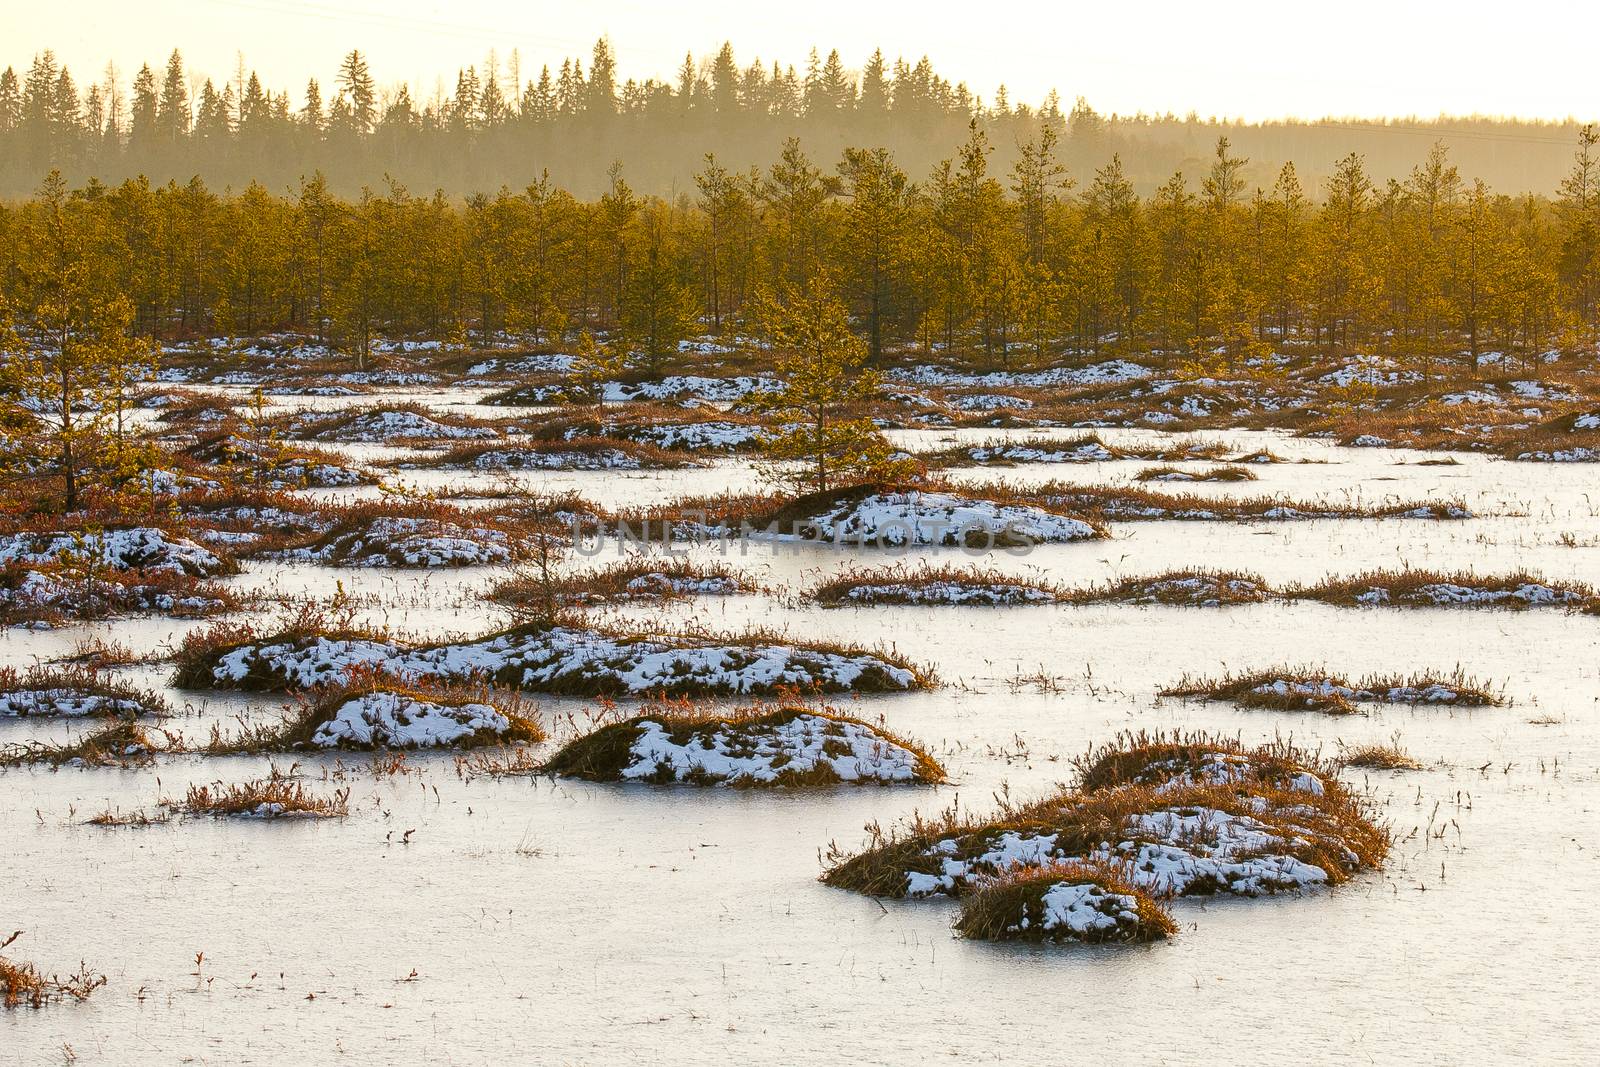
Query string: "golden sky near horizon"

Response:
xmin=5 ymin=0 xmax=1599 ymax=122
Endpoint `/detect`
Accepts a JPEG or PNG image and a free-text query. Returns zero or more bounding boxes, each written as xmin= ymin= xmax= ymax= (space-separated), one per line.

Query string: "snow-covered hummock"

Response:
xmin=625 ymin=422 xmax=765 ymax=451
xmin=904 ymin=805 xmax=1331 ymax=899
xmin=1246 ymin=677 xmax=1476 ymax=705
xmin=1515 ymin=447 xmax=1599 ymax=462
xmin=1314 ymin=357 xmax=1420 ymax=388
xmin=1121 ymin=751 xmax=1326 ymax=796
xmin=891 ymin=360 xmax=1149 ymax=389
xmin=0 ymin=687 xmax=157 ymax=718
xmin=335 ymin=370 xmax=439 ymax=387
xmin=832 ymin=580 xmax=1058 ymax=606
xmin=267 ymin=460 xmax=368 ymax=487
xmin=622 ymin=572 xmax=745 ymax=597
xmin=138 ymin=469 xmax=222 ymax=495
xmin=312 ymin=409 xmax=495 ymax=442
xmin=1005 ymin=881 xmax=1147 ymax=940
xmin=600 ymin=376 xmax=782 ymax=404
xmin=309 ymin=691 xmax=514 ymax=748
xmin=204 ymin=626 xmax=919 ymax=695
xmin=1348 ymin=434 xmax=1391 ymax=447
xmin=0 ymin=568 xmax=227 ymax=620
xmin=947 ymin=393 xmax=1034 ymax=412
xmin=776 ymin=491 xmax=1102 ymax=548
xmin=1113 ymin=575 xmax=1265 ymax=605
xmin=282 ymin=517 xmax=513 ymax=567
xmin=1573 ymin=413 xmax=1600 ymax=430
xmin=0 ymin=527 xmax=227 ymax=576
xmin=1353 ymin=582 xmax=1587 ymax=607
xmin=464 ymin=354 xmax=575 ymax=377
xmin=617 ymin=713 xmax=927 ymax=785
xmin=965 ymin=441 xmax=1115 ymax=464
xmin=1438 ymin=389 xmax=1502 ymax=406
xmin=264 ymin=384 xmax=364 ymax=397
xmin=470 ymin=448 xmax=641 ymax=471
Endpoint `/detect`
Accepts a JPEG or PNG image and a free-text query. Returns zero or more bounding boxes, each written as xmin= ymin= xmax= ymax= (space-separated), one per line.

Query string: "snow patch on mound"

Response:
xmin=310 ymin=691 xmax=514 ymax=748
xmin=619 ymin=714 xmax=926 ymax=784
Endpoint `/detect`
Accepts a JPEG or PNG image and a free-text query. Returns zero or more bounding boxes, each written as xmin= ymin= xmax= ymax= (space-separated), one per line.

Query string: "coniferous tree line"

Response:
xmin=0 ymin=41 xmax=1593 ymax=199
xmin=4 ymin=122 xmax=1599 ymax=377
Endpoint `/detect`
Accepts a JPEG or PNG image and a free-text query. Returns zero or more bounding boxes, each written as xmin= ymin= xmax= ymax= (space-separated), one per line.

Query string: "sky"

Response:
xmin=6 ymin=0 xmax=1599 ymax=122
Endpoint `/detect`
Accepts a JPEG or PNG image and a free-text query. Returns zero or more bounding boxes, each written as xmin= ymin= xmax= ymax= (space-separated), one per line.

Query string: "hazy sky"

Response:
xmin=7 ymin=0 xmax=1599 ymax=121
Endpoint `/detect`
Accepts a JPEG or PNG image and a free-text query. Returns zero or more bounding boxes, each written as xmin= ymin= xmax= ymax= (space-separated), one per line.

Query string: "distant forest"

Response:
xmin=0 ymin=39 xmax=1592 ymax=198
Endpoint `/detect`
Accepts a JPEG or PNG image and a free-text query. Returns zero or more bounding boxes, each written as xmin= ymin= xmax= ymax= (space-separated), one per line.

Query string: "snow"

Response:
xmin=309 ymin=691 xmax=514 ymax=748
xmin=615 ymin=713 xmax=926 ymax=785
xmin=0 ymin=527 xmax=227 ymax=576
xmin=1348 ymin=435 xmax=1391 ymax=447
xmin=203 ymin=626 xmax=919 ymax=695
xmin=774 ymin=491 xmax=1102 ymax=548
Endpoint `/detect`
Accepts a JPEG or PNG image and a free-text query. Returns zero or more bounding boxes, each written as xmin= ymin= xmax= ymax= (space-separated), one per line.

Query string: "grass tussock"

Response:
xmin=1161 ymin=666 xmax=1504 ymax=714
xmin=169 ymin=769 xmax=350 ymax=818
xmin=0 ymin=721 xmax=171 ymax=768
xmin=543 ymin=698 xmax=946 ymax=787
xmin=85 ymin=806 xmax=171 ymax=827
xmin=953 ymin=861 xmax=1178 ymax=943
xmin=0 ymin=934 xmax=106 ymax=1010
xmin=1339 ymin=734 xmax=1425 ymax=771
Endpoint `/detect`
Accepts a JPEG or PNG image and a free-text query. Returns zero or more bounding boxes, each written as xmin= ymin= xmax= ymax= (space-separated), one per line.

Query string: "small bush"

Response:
xmin=169 ymin=770 xmax=350 ymax=818
xmin=0 ymin=934 xmax=106 ymax=1010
